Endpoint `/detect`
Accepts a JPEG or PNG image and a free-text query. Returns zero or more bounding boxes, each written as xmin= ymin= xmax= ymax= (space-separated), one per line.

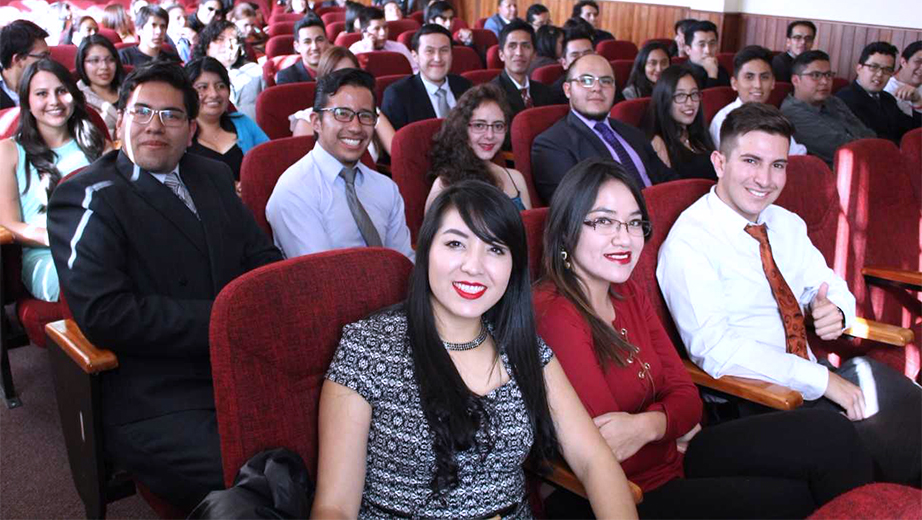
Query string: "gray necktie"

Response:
xmin=162 ymin=171 xmax=198 ymax=217
xmin=340 ymin=167 xmax=383 ymax=247
xmin=435 ymin=87 xmax=450 ymax=118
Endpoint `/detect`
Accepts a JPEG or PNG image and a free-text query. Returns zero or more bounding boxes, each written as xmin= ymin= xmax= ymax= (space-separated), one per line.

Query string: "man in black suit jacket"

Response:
xmin=548 ymin=28 xmax=595 ymax=105
xmin=532 ymin=54 xmax=675 ymax=202
xmin=381 ymin=24 xmax=473 ymax=130
xmin=571 ymin=0 xmax=614 ymax=45
xmin=836 ymin=42 xmax=919 ymax=144
xmin=47 ymin=63 xmax=282 ymax=510
xmin=0 ymin=20 xmax=49 ymax=109
xmin=276 ymin=16 xmax=329 ymax=85
xmin=684 ymin=20 xmax=730 ymax=88
xmin=118 ymin=6 xmax=182 ymax=66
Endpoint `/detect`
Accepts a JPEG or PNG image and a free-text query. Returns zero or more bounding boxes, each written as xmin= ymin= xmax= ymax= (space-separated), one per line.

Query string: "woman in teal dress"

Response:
xmin=0 ymin=59 xmax=108 ymax=302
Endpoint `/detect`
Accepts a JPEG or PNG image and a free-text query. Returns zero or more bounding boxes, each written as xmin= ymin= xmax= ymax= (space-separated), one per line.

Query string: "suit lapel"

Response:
xmin=499 ymin=72 xmax=526 ymax=113
xmin=411 ymin=75 xmax=437 ymax=120
xmin=180 ymin=155 xmax=225 ymax=290
xmin=566 ymin=111 xmax=612 ymax=158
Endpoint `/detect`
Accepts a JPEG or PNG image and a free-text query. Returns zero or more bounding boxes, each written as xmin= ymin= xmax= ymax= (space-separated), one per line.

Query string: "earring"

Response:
xmin=560 ymin=249 xmax=571 ymax=270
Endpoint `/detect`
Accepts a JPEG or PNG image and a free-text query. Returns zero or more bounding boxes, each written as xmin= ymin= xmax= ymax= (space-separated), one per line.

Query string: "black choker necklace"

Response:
xmin=443 ymin=322 xmax=488 ymax=351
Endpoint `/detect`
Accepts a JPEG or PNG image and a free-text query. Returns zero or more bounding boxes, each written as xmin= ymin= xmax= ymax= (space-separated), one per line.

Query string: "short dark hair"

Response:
xmin=359 ymin=6 xmax=385 ymax=32
xmin=313 ymin=67 xmax=376 ymax=112
xmin=294 ymin=13 xmax=326 ymax=37
xmin=858 ymin=41 xmax=898 ymax=65
xmin=733 ymin=45 xmax=773 ymax=77
xmin=136 ymin=5 xmax=169 ymax=30
xmin=164 ymin=3 xmax=186 ymax=14
xmin=674 ymin=18 xmax=696 ymax=34
xmin=571 ymin=0 xmax=598 ymax=18
xmin=425 ymin=1 xmax=454 ymax=23
xmin=535 ymin=25 xmax=563 ymax=59
xmin=902 ymin=41 xmax=922 ymax=62
xmin=118 ymin=61 xmax=200 ymax=120
xmin=76 ymin=35 xmax=126 ymax=91
xmin=411 ymin=24 xmax=453 ymax=52
xmin=562 ymin=26 xmax=593 ymax=57
xmin=0 ymin=20 xmax=49 ymax=69
xmin=562 ymin=16 xmax=593 ymax=36
xmin=718 ymin=102 xmax=793 ymax=155
xmin=498 ymin=19 xmax=534 ymax=48
xmin=525 ymin=3 xmax=549 ymax=25
xmin=684 ymin=20 xmax=717 ymax=45
xmin=791 ymin=49 xmax=829 ymax=76
xmin=786 ymin=20 xmax=816 ymax=38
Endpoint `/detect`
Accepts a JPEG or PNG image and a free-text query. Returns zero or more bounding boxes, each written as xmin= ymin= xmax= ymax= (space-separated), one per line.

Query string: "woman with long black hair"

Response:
xmin=621 ymin=41 xmax=670 ymax=100
xmin=75 ymin=34 xmax=125 ymax=137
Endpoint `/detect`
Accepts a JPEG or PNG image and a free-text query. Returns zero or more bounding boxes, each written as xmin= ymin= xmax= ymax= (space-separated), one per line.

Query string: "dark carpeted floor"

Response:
xmin=0 ymin=344 xmax=155 ymax=519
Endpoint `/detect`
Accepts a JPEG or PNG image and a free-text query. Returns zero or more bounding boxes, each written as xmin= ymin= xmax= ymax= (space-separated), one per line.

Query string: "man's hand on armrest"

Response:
xmin=824 ymin=371 xmax=866 ymax=421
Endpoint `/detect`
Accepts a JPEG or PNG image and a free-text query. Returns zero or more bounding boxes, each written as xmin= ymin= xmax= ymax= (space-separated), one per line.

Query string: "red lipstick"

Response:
xmin=452 ymin=281 xmax=486 ymax=300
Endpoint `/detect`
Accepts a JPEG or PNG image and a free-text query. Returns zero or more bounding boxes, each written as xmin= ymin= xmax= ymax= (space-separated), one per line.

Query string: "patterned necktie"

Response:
xmin=434 ymin=87 xmax=451 ymax=118
xmin=340 ymin=167 xmax=383 ymax=247
xmin=162 ymin=171 xmax=198 ymax=217
xmin=520 ymin=87 xmax=534 ymax=109
xmin=744 ymin=223 xmax=809 ymax=359
xmin=593 ymin=121 xmax=652 ymax=187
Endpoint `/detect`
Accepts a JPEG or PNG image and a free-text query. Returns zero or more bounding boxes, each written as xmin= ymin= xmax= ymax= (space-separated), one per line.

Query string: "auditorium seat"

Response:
xmin=642 ymin=38 xmax=673 ymax=48
xmin=396 ymin=29 xmax=415 ymax=49
xmin=408 ymin=10 xmax=424 ymax=24
xmin=596 ymin=40 xmax=638 ymax=61
xmin=390 ymin=118 xmax=443 ymax=242
xmin=510 ymin=104 xmax=570 ymax=208
xmin=240 ymin=135 xmax=315 ymax=238
xmin=701 ymin=86 xmax=736 ymax=124
xmin=267 ymin=11 xmax=303 ymax=24
xmin=610 ymin=59 xmax=633 ymax=88
xmin=374 ymin=73 xmax=409 ymax=104
xmin=716 ymin=52 xmax=735 ymax=74
xmin=50 ymin=45 xmax=78 ymax=70
xmin=767 ymin=81 xmax=793 ymax=107
xmin=255 ymin=82 xmax=316 ymax=139
xmin=832 ymin=77 xmax=848 ymax=94
xmin=532 ymin=63 xmax=564 ymax=85
xmin=900 ymin=127 xmax=921 ymax=187
xmin=96 ymin=27 xmax=122 ymax=44
xmin=334 ymin=31 xmax=362 ymax=48
xmin=672 ymin=56 xmax=688 ymax=66
xmin=386 ymin=19 xmax=420 ymax=41
xmin=467 ymin=29 xmax=498 ymax=58
xmin=261 ymin=55 xmax=299 ymax=88
xmin=609 ymin=97 xmax=650 ymax=128
xmin=807 ymin=483 xmax=921 ymax=519
xmin=265 ymin=35 xmax=295 ymax=59
xmin=450 ymin=46 xmax=484 ymax=75
xmin=461 ymin=68 xmax=503 ymax=85
xmin=320 ymin=11 xmax=345 ymax=25
xmin=266 ymin=21 xmax=295 ymax=38
xmin=315 ymin=5 xmax=344 ymax=16
xmin=486 ymin=44 xmax=502 ymax=69
xmin=475 ymin=17 xmax=488 ymax=29
xmin=358 ymin=50 xmax=412 ymax=77
xmin=325 ymin=21 xmax=345 ymax=42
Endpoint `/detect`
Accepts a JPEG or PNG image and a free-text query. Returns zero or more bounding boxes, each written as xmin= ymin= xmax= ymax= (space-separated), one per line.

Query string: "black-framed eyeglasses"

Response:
xmin=789 ymin=35 xmax=815 ymax=42
xmin=127 ymin=106 xmax=188 ymax=127
xmin=316 ymin=107 xmax=377 ymax=126
xmin=85 ymin=56 xmax=117 ymax=66
xmin=568 ymin=74 xmax=616 ymax=88
xmin=860 ymin=63 xmax=895 ymax=75
xmin=797 ymin=70 xmax=835 ymax=81
xmin=27 ymin=51 xmax=51 ymax=60
xmin=672 ymin=91 xmax=701 ymax=104
xmin=583 ymin=217 xmax=651 ymax=237
xmin=468 ymin=121 xmax=506 ymax=134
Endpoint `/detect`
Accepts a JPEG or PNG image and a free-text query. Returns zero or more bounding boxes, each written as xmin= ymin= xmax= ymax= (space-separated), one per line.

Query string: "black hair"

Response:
xmin=786 ymin=20 xmax=816 ymax=38
xmin=562 ymin=16 xmax=593 ymax=38
xmin=674 ymin=18 xmax=696 ymax=34
xmin=561 ymin=26 xmax=593 ymax=62
xmin=718 ymin=102 xmax=794 ymax=155
xmin=76 ymin=35 xmax=126 ymax=92
xmin=192 ymin=19 xmax=247 ymax=69
xmin=542 ymin=157 xmax=651 ymax=368
xmin=344 ymin=1 xmax=364 ymax=33
xmin=535 ymin=25 xmax=563 ymax=59
xmin=411 ymin=23 xmax=453 ymax=52
xmin=791 ymin=49 xmax=829 ymax=76
xmin=525 ymin=3 xmax=549 ymax=25
xmin=684 ymin=20 xmax=717 ymax=46
xmin=570 ymin=0 xmax=599 ymax=18
xmin=358 ymin=6 xmax=385 ymax=32
xmin=15 ymin=59 xmax=105 ymax=196
xmin=498 ymin=19 xmax=534 ymax=49
xmin=623 ymin=40 xmax=670 ymax=98
xmin=644 ymin=64 xmax=714 ymax=166
xmin=135 ymin=5 xmax=169 ymax=31
xmin=118 ymin=60 xmax=200 ymax=119
xmin=313 ymin=67 xmax=376 ymax=111
xmin=733 ymin=45 xmax=773 ymax=77
xmin=425 ymin=1 xmax=454 ymax=24
xmin=0 ymin=20 xmax=49 ymax=69
xmin=293 ymin=13 xmax=326 ymax=37
xmin=407 ymin=179 xmax=558 ymax=497
xmin=183 ymin=56 xmax=235 ymax=133
xmin=858 ymin=41 xmax=898 ymax=65
xmin=902 ymin=41 xmax=922 ymax=62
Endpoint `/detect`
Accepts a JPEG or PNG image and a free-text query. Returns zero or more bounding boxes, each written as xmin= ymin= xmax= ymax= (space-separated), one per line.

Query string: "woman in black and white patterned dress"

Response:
xmin=312 ymin=181 xmax=638 ymax=519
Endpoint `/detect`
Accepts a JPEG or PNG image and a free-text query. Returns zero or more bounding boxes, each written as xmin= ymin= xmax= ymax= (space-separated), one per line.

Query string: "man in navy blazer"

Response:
xmin=532 ymin=54 xmax=676 ymax=202
xmin=483 ymin=0 xmax=518 ymax=38
xmin=276 ymin=15 xmax=329 ymax=85
xmin=47 ymin=63 xmax=282 ymax=510
xmin=381 ymin=24 xmax=473 ymax=130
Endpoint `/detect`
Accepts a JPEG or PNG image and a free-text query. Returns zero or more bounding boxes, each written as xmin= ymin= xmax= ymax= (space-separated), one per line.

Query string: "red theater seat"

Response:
xmin=611 ymin=59 xmax=633 ymax=88
xmin=767 ymin=81 xmax=793 ymax=107
xmin=326 ymin=21 xmax=346 ymax=42
xmin=265 ymin=35 xmax=295 ymax=59
xmin=486 ymin=44 xmax=502 ymax=69
xmin=374 ymin=74 xmax=409 ymax=104
xmin=267 ymin=12 xmax=303 ymax=24
xmin=50 ymin=45 xmax=78 ymax=69
xmin=450 ymin=46 xmax=483 ymax=75
xmin=396 ymin=29 xmax=415 ymax=49
xmin=358 ymin=51 xmax=412 ymax=77
xmin=266 ymin=21 xmax=295 ymax=37
xmin=701 ymin=86 xmax=736 ymax=124
xmin=390 ymin=118 xmax=443 ymax=242
xmin=716 ymin=52 xmax=735 ymax=74
xmin=807 ymin=483 xmax=921 ymax=519
xmin=262 ymin=54 xmax=301 ymax=88
xmin=596 ymin=40 xmax=638 ymax=61
xmin=610 ymin=96 xmax=650 ymax=128
xmin=467 ymin=29 xmax=497 ymax=58
xmin=334 ymin=32 xmax=362 ymax=48
xmin=386 ymin=19 xmax=420 ymax=41
xmin=642 ymin=38 xmax=673 ymax=48
xmin=475 ymin=17 xmax=488 ymax=29
xmin=96 ymin=28 xmax=122 ymax=44
xmin=532 ymin=63 xmax=563 ymax=85
xmin=461 ymin=68 xmax=502 ymax=85
xmin=320 ymin=11 xmax=345 ymax=25
xmin=240 ymin=135 xmax=315 ymax=239
xmin=510 ymin=104 xmax=570 ymax=208
xmin=255 ymin=82 xmax=316 ymax=139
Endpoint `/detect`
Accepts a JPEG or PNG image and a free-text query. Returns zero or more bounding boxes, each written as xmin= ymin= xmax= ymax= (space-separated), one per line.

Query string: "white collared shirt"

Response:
xmin=884 ymin=76 xmax=922 ymax=117
xmin=347 ymin=39 xmax=419 ymax=74
xmin=0 ymin=74 xmax=19 ymax=105
xmin=149 ymin=165 xmax=182 ymax=184
xmin=656 ymin=187 xmax=856 ymax=400
xmin=709 ymin=97 xmax=807 ymax=156
xmin=420 ymin=74 xmax=456 ymax=118
xmin=506 ymin=72 xmax=529 ymax=92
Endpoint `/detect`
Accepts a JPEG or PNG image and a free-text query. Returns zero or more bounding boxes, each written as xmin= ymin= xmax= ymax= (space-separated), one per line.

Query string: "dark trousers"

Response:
xmin=105 ymin=409 xmax=225 ymax=511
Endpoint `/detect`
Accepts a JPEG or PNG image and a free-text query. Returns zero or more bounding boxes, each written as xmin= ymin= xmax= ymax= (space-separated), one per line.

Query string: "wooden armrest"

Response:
xmin=845 ymin=317 xmax=914 ymax=347
xmin=45 ymin=319 xmax=118 ymax=374
xmin=527 ymin=457 xmax=643 ymax=505
xmin=0 ymin=225 xmax=12 ymax=245
xmin=862 ymin=266 xmax=922 ymax=291
xmin=682 ymin=359 xmax=803 ymax=410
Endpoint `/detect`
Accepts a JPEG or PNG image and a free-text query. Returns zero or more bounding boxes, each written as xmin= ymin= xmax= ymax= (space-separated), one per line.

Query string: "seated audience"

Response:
xmin=484 ymin=0 xmax=519 ymax=38
xmin=526 ymin=3 xmax=550 ymax=32
xmin=0 ymin=59 xmax=108 ymax=302
xmin=657 ymin=102 xmax=922 ymax=485
xmin=76 ymin=35 xmax=125 ymax=137
xmin=344 ymin=1 xmax=364 ymax=33
xmin=535 ymin=158 xmax=873 ymax=519
xmin=836 ymin=41 xmax=919 ymax=143
xmin=529 ymin=25 xmax=562 ymax=77
xmin=348 ymin=6 xmax=418 ymax=74
xmin=884 ymin=41 xmax=922 ymax=120
xmin=0 ymin=20 xmax=49 ymax=109
xmin=772 ymin=20 xmax=816 ymax=83
xmin=312 ymin=179 xmax=638 ymax=519
xmin=188 ymin=0 xmax=223 ymax=33
xmin=102 ymin=3 xmax=137 ymax=43
xmin=72 ymin=15 xmax=99 ymax=47
xmin=381 ymin=24 xmax=472 ymax=130
xmin=266 ymin=69 xmax=413 ymax=259
xmin=571 ymin=0 xmax=612 ymax=45
xmin=683 ymin=20 xmax=730 ymax=88
xmin=644 ymin=65 xmax=716 ymax=180
xmin=119 ymin=6 xmax=181 ymax=66
xmin=621 ymin=41 xmax=670 ymax=100
xmin=425 ymin=1 xmax=475 ymax=49
xmin=781 ymin=50 xmax=875 ymax=165
xmin=532 ymin=53 xmax=675 ymax=202
xmin=184 ymin=57 xmax=269 ymax=182
xmin=426 ymin=84 xmax=532 ymax=210
xmin=165 ymin=3 xmax=194 ymax=62
xmin=277 ymin=15 xmax=330 ymax=84
xmin=192 ymin=20 xmax=264 ymax=120
xmin=670 ymin=18 xmax=695 ymax=58
xmin=382 ymin=0 xmax=402 ymax=21
xmin=47 ymin=61 xmax=282 ymax=510
xmin=548 ymin=26 xmax=595 ymax=104
xmin=230 ymin=3 xmax=265 ymax=53
xmin=710 ymin=45 xmax=807 ymax=155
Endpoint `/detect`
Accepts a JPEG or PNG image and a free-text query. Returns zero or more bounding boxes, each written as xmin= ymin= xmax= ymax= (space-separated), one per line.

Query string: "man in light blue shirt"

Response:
xmin=266 ymin=68 xmax=414 ymax=260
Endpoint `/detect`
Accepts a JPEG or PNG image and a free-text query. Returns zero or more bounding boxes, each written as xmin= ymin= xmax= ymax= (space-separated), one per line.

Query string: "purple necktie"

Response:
xmin=594 ymin=121 xmax=651 ymax=187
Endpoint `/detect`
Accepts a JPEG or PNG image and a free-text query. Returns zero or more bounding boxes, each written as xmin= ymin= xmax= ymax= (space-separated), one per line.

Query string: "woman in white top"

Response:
xmin=75 ymin=35 xmax=124 ymax=138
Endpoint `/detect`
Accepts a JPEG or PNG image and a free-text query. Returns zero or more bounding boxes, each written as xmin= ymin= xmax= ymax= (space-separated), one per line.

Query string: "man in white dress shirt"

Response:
xmin=348 ymin=6 xmax=418 ymax=74
xmin=658 ymin=102 xmax=921 ymax=485
xmin=883 ymin=41 xmax=922 ymax=121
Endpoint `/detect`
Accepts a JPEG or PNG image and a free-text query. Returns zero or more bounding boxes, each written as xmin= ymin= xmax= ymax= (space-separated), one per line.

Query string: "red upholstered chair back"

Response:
xmin=610 ymin=96 xmax=650 ymax=128
xmin=450 ymin=46 xmax=484 ymax=74
xmin=642 ymin=38 xmax=673 ymax=48
xmin=532 ymin=63 xmax=563 ymax=85
xmin=316 ymin=5 xmax=344 ymax=16
xmin=672 ymin=56 xmax=688 ymax=66
xmin=475 ymin=17 xmax=488 ymax=29
xmin=255 ymin=82 xmax=316 ymax=139
xmin=96 ymin=28 xmax=122 ymax=44
xmin=320 ymin=11 xmax=345 ymax=25
xmin=262 ymin=54 xmax=300 ymax=88
xmin=832 ymin=77 xmax=848 ymax=94
xmin=701 ymin=86 xmax=736 ymax=124
xmin=240 ymin=135 xmax=316 ymax=238
xmin=767 ymin=82 xmax=793 ymax=107
xmin=596 ymin=40 xmax=638 ymax=61
xmin=265 ymin=35 xmax=295 ymax=59
xmin=210 ymin=247 xmax=414 ymax=486
xmin=358 ymin=51 xmax=413 ymax=77
xmin=521 ymin=207 xmax=548 ymax=282
xmin=268 ymin=11 xmax=303 ymax=24
xmin=326 ymin=21 xmax=346 ymax=41
xmin=267 ymin=21 xmax=295 ymax=37
xmin=807 ymin=483 xmax=922 ymax=519
xmin=334 ymin=31 xmax=362 ymax=48
xmin=486 ymin=44 xmax=502 ymax=69
xmin=390 ymin=118 xmax=443 ymax=242
xmin=900 ymin=127 xmax=921 ymax=201
xmin=450 ymin=17 xmax=469 ymax=31
xmin=716 ymin=52 xmax=734 ymax=74
xmin=510 ymin=104 xmax=570 ymax=208
xmin=50 ymin=45 xmax=78 ymax=69
xmin=396 ymin=29 xmax=415 ymax=49
xmin=468 ymin=29 xmax=498 ymax=56
xmin=611 ymin=59 xmax=633 ymax=87
xmin=461 ymin=68 xmax=503 ymax=85
xmin=408 ymin=10 xmax=424 ymax=23
xmin=374 ymin=73 xmax=409 ymax=103
xmin=386 ymin=19 xmax=420 ymax=40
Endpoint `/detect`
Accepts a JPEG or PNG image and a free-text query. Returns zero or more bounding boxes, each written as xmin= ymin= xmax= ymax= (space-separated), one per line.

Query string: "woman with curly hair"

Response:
xmin=192 ymin=20 xmax=264 ymax=120
xmin=425 ymin=83 xmax=532 ymax=211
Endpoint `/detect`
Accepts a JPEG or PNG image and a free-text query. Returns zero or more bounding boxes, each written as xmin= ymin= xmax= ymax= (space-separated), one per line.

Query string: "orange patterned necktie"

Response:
xmin=744 ymin=223 xmax=809 ymax=359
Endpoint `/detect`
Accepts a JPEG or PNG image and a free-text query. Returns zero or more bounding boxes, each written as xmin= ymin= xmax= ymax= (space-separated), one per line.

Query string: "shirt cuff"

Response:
xmin=795 ymin=360 xmax=830 ymax=401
